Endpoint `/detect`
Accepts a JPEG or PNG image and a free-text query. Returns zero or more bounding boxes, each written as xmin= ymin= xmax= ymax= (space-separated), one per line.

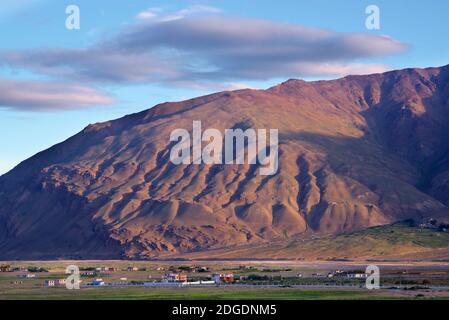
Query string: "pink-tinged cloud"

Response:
xmin=0 ymin=78 xmax=115 ymax=111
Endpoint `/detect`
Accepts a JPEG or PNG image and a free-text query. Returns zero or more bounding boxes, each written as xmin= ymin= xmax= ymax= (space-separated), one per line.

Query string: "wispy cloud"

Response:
xmin=0 ymin=78 xmax=115 ymax=111
xmin=1 ymin=49 xmax=183 ymax=83
xmin=136 ymin=5 xmax=222 ymax=21
xmin=136 ymin=7 xmax=162 ymax=20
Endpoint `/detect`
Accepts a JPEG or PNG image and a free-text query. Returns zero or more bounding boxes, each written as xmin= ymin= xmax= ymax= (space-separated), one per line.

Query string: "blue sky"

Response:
xmin=0 ymin=0 xmax=448 ymax=174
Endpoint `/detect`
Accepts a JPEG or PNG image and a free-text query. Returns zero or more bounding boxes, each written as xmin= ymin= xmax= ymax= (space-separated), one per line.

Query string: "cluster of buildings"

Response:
xmin=0 ymin=265 xmax=30 ymax=273
xmin=81 ymin=272 xmax=236 ymax=287
xmin=0 ymin=265 xmax=11 ymax=272
xmin=161 ymin=272 xmax=234 ymax=285
xmin=95 ymin=267 xmax=119 ymax=272
xmin=309 ymin=270 xmax=368 ymax=278
xmin=44 ymin=279 xmax=67 ymax=287
xmin=93 ymin=266 xmax=145 ymax=272
xmin=37 ymin=266 xmax=236 ymax=288
xmin=326 ymin=270 xmax=368 ymax=278
xmin=163 ymin=273 xmax=188 ymax=283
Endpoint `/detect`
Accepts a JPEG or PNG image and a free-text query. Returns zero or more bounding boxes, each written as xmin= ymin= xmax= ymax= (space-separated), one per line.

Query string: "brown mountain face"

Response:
xmin=1 ymin=65 xmax=449 ymax=260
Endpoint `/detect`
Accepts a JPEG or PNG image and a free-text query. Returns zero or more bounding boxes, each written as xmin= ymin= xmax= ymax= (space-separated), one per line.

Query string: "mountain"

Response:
xmin=1 ymin=65 xmax=449 ymax=260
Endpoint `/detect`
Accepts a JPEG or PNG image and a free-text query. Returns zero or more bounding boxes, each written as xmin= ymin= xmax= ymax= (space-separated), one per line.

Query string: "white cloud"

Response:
xmin=136 ymin=5 xmax=222 ymax=22
xmin=136 ymin=7 xmax=162 ymax=20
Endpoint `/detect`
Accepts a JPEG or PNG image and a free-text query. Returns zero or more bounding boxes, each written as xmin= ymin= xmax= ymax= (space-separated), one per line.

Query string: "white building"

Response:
xmin=92 ymin=278 xmax=105 ymax=286
xmin=45 ymin=280 xmax=55 ymax=287
xmin=346 ymin=273 xmax=368 ymax=278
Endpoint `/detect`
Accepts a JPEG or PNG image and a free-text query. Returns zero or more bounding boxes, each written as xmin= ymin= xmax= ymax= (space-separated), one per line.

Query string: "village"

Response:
xmin=0 ymin=262 xmax=394 ymax=289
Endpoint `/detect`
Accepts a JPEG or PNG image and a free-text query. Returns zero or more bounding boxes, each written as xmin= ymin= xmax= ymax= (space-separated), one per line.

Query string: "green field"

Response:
xmin=0 ymin=285 xmax=444 ymax=300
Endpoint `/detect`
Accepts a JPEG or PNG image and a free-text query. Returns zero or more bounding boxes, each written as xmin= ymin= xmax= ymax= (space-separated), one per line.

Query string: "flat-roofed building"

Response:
xmin=163 ymin=273 xmax=188 ymax=283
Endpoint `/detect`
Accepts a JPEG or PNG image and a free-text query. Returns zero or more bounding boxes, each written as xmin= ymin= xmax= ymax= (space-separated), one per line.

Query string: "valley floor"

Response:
xmin=1 ymin=260 xmax=449 ymax=300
